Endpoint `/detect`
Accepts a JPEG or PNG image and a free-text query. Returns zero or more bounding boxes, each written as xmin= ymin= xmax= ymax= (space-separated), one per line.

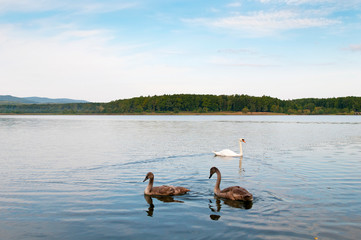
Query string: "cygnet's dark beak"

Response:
xmin=143 ymin=177 xmax=148 ymax=182
xmin=209 ymin=173 xmax=213 ymax=179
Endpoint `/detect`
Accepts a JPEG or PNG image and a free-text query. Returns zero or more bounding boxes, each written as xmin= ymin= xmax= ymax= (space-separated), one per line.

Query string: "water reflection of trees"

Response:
xmin=208 ymin=196 xmax=253 ymax=221
xmin=144 ymin=195 xmax=184 ymax=217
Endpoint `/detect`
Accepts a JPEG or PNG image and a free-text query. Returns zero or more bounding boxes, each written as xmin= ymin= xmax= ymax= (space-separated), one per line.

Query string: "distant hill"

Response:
xmin=0 ymin=95 xmax=88 ymax=104
xmin=23 ymin=96 xmax=88 ymax=104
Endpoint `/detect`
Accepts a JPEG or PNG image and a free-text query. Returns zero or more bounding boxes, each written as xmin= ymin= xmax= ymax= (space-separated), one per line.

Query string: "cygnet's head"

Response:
xmin=209 ymin=167 xmax=219 ymax=179
xmin=243 ymin=193 xmax=253 ymax=202
xmin=143 ymin=172 xmax=154 ymax=182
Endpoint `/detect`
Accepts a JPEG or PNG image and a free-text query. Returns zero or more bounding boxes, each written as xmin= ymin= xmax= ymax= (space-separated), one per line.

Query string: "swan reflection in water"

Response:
xmin=144 ymin=195 xmax=184 ymax=217
xmin=208 ymin=196 xmax=253 ymax=221
xmin=213 ymin=156 xmax=244 ymax=175
xmin=239 ymin=156 xmax=244 ymax=175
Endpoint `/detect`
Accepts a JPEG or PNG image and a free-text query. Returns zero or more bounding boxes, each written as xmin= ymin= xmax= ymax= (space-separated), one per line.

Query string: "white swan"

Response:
xmin=213 ymin=138 xmax=245 ymax=157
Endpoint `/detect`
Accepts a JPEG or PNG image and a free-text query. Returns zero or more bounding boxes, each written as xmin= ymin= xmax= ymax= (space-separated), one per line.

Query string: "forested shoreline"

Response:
xmin=1 ymin=94 xmax=360 ymax=115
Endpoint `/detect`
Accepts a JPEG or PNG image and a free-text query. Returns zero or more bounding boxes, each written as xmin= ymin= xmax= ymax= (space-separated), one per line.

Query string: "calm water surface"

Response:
xmin=0 ymin=115 xmax=360 ymax=239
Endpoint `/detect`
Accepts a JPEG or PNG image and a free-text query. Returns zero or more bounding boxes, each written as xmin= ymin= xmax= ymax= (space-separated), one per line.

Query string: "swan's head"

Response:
xmin=143 ymin=172 xmax=154 ymax=182
xmin=239 ymin=138 xmax=246 ymax=143
xmin=243 ymin=193 xmax=253 ymax=202
xmin=209 ymin=167 xmax=219 ymax=179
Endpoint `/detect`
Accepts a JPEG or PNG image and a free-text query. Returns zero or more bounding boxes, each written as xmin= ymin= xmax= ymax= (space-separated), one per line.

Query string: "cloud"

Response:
xmin=208 ymin=56 xmax=277 ymax=67
xmin=227 ymin=2 xmax=242 ymax=7
xmin=185 ymin=10 xmax=339 ymax=36
xmin=0 ymin=24 xmax=199 ymax=101
xmin=256 ymin=0 xmax=361 ymax=11
xmin=343 ymin=44 xmax=361 ymax=52
xmin=217 ymin=48 xmax=257 ymax=55
xmin=221 ymin=63 xmax=276 ymax=67
xmin=0 ymin=0 xmax=137 ymax=14
xmin=257 ymin=0 xmax=335 ymax=5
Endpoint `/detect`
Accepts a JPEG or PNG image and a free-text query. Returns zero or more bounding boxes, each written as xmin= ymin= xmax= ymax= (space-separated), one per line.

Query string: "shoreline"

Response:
xmin=0 ymin=111 xmax=357 ymax=116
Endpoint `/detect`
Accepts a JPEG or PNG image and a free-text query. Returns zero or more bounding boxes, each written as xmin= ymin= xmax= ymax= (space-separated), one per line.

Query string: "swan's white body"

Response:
xmin=213 ymin=149 xmax=241 ymax=157
xmin=213 ymin=138 xmax=245 ymax=157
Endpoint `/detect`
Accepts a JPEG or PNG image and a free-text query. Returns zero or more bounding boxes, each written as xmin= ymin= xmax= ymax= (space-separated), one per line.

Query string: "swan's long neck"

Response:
xmin=214 ymin=169 xmax=221 ymax=194
xmin=145 ymin=177 xmax=154 ymax=194
xmin=239 ymin=141 xmax=243 ymax=156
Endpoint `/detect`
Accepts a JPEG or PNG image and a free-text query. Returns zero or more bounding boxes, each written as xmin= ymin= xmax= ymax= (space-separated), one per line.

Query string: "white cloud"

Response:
xmin=217 ymin=48 xmax=258 ymax=55
xmin=0 ymin=0 xmax=137 ymax=13
xmin=344 ymin=44 xmax=361 ymax=52
xmin=1 ymin=22 xmax=359 ymax=102
xmin=227 ymin=2 xmax=242 ymax=7
xmin=185 ymin=10 xmax=339 ymax=36
xmin=208 ymin=55 xmax=277 ymax=67
xmin=257 ymin=0 xmax=334 ymax=5
xmin=256 ymin=0 xmax=361 ymax=11
xmin=1 ymin=0 xmax=359 ymax=101
xmin=0 ymin=25 xmax=199 ymax=102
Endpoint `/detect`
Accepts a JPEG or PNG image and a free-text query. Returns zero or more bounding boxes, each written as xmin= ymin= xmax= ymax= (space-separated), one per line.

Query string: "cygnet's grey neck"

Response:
xmin=145 ymin=177 xmax=154 ymax=194
xmin=214 ymin=169 xmax=221 ymax=194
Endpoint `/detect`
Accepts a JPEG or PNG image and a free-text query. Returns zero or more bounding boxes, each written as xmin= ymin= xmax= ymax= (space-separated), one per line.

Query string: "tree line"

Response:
xmin=0 ymin=94 xmax=360 ymax=115
xmin=104 ymin=94 xmax=361 ymax=114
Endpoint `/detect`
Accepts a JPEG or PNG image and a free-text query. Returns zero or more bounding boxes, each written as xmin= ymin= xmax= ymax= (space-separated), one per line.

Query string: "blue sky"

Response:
xmin=1 ymin=0 xmax=360 ymax=102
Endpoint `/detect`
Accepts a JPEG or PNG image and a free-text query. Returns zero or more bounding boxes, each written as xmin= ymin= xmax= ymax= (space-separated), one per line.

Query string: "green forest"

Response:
xmin=1 ymin=94 xmax=360 ymax=115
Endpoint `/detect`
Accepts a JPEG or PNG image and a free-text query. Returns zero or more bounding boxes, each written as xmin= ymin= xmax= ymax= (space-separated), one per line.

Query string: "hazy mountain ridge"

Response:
xmin=0 ymin=95 xmax=88 ymax=104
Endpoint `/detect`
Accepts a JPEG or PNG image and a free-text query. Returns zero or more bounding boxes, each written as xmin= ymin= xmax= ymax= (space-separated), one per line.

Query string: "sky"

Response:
xmin=1 ymin=0 xmax=361 ymax=102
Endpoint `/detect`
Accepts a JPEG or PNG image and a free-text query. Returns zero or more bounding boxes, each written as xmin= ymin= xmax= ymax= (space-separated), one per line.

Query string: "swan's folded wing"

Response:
xmin=220 ymin=186 xmax=249 ymax=193
xmin=232 ymin=187 xmax=253 ymax=201
xmin=214 ymin=149 xmax=239 ymax=157
xmin=232 ymin=186 xmax=250 ymax=195
xmin=221 ymin=186 xmax=252 ymax=200
xmin=153 ymin=185 xmax=175 ymax=195
xmin=220 ymin=186 xmax=238 ymax=193
xmin=174 ymin=186 xmax=190 ymax=194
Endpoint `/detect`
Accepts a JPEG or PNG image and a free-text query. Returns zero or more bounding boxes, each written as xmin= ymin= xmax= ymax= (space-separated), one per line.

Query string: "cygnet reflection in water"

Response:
xmin=144 ymin=195 xmax=184 ymax=217
xmin=208 ymin=197 xmax=253 ymax=221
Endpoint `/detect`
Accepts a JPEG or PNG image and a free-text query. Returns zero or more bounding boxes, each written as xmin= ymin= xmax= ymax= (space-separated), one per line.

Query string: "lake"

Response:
xmin=0 ymin=115 xmax=360 ymax=239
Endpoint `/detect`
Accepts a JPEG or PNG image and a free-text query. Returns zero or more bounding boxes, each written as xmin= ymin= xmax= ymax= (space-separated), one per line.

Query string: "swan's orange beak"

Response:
xmin=242 ymin=139 xmax=246 ymax=143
